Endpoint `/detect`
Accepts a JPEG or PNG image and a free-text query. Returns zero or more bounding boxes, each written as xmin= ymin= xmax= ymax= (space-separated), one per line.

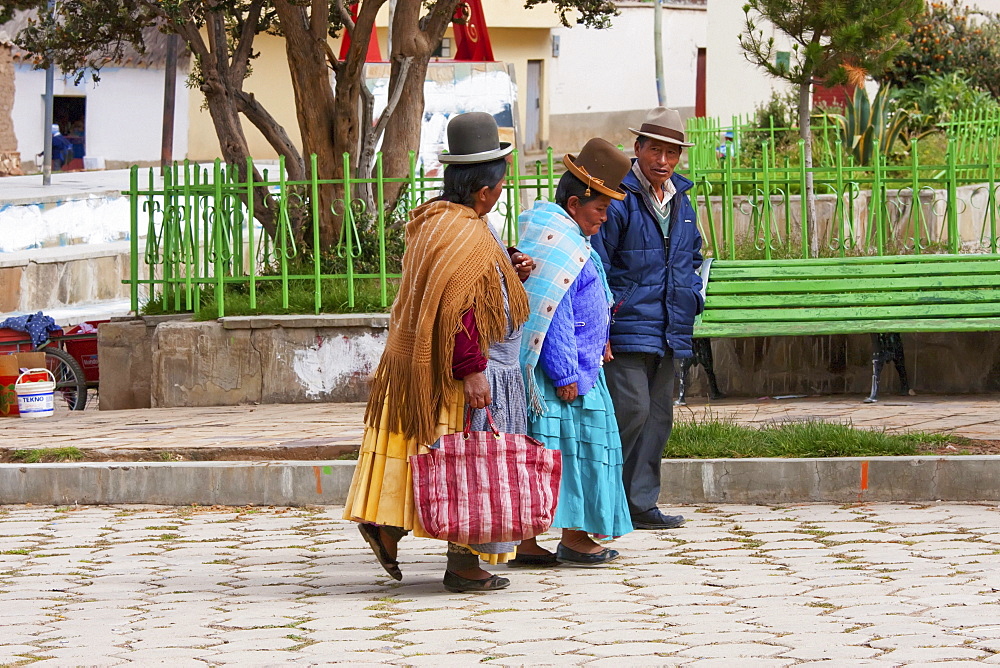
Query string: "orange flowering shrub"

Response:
xmin=881 ymin=0 xmax=1000 ymax=97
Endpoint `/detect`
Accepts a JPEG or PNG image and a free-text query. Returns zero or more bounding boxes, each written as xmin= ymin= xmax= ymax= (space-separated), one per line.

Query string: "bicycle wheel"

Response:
xmin=44 ymin=347 xmax=87 ymax=411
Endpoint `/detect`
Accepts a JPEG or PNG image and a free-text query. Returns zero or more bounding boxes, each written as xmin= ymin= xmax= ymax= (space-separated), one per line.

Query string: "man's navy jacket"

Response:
xmin=592 ymin=163 xmax=705 ymax=359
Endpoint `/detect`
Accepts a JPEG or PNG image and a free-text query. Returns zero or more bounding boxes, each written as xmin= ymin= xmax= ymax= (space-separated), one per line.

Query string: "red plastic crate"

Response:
xmin=63 ymin=320 xmax=107 ymax=383
xmin=0 ymin=328 xmax=39 ymax=355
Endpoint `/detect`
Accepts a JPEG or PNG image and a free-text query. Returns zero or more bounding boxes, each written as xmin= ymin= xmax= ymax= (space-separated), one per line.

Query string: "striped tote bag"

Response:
xmin=410 ymin=408 xmax=562 ymax=545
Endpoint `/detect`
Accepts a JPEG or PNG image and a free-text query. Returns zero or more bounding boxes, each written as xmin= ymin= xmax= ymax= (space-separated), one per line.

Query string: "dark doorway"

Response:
xmin=695 ymin=48 xmax=706 ymax=118
xmin=53 ymin=95 xmax=85 ymax=169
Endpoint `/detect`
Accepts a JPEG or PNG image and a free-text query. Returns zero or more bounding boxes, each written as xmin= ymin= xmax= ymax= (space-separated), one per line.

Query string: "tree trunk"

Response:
xmin=798 ymin=80 xmax=818 ymax=258
xmin=275 ymin=1 xmax=342 ymax=251
xmin=199 ymin=75 xmax=278 ymax=242
xmin=380 ymin=0 xmax=459 ymax=212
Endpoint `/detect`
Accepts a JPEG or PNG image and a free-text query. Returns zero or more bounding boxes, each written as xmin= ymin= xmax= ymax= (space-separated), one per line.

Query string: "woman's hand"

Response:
xmin=603 ymin=341 xmax=614 ymax=363
xmin=510 ymin=251 xmax=535 ymax=281
xmin=463 ymin=371 xmax=491 ymax=409
xmin=556 ymin=382 xmax=579 ymax=403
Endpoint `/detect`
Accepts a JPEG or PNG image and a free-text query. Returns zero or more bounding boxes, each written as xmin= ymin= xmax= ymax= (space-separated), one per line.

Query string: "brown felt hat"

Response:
xmin=439 ymin=112 xmax=513 ymax=164
xmin=629 ymin=107 xmax=694 ymax=147
xmin=562 ymin=138 xmax=631 ymax=201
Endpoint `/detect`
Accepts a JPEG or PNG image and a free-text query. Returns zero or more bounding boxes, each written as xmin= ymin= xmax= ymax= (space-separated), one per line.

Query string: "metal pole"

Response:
xmin=40 ymin=0 xmax=57 ymax=185
xmin=654 ymin=0 xmax=666 ymax=106
xmin=160 ymin=33 xmax=178 ymax=172
xmin=42 ymin=56 xmax=54 ymax=185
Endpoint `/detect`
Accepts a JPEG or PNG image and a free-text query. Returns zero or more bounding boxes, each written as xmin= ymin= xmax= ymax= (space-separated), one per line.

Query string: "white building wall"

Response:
xmin=12 ymin=64 xmax=189 ymax=168
xmin=548 ymin=2 xmax=706 ymax=152
xmin=705 ymin=0 xmax=795 ymax=123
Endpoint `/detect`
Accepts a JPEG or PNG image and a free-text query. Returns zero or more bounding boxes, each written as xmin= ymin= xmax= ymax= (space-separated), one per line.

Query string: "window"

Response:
xmin=433 ymin=38 xmax=451 ymax=59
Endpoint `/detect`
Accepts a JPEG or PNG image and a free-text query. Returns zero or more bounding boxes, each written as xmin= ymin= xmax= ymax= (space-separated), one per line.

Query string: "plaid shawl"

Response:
xmin=517 ymin=201 xmax=613 ymax=419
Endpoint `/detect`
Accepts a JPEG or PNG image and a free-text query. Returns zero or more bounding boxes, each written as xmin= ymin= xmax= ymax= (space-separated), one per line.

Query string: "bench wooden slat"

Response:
xmin=706 ymin=274 xmax=1000 ymax=294
xmin=694 ymin=316 xmax=1000 ymax=338
xmin=709 ymin=260 xmax=1000 ymax=281
xmin=712 ymin=253 xmax=1000 ymax=268
xmin=705 ymin=289 xmax=1000 ymax=309
xmin=701 ymin=301 xmax=1000 ymax=323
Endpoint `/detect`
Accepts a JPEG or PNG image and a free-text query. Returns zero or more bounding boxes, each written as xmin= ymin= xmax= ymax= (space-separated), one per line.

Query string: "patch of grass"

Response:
xmin=665 ymin=417 xmax=953 ymax=458
xmin=12 ymin=448 xmax=85 ymax=464
xmin=336 ymin=451 xmax=360 ymax=460
xmin=1 ymin=549 xmax=31 ymax=555
xmin=143 ymin=276 xmax=398 ymax=320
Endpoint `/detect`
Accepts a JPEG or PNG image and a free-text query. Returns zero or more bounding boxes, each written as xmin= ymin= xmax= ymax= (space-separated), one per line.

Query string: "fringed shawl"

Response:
xmin=364 ymin=200 xmax=530 ymax=445
xmin=516 ymin=201 xmax=613 ymax=419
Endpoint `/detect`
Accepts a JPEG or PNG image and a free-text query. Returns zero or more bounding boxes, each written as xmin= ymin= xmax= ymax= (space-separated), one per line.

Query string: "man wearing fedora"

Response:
xmin=592 ymin=107 xmax=704 ymax=530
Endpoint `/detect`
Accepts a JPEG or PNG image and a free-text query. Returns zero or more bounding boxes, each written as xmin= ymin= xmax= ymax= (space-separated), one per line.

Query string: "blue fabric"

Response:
xmin=539 ymin=258 xmax=609 ymax=396
xmin=528 ymin=369 xmax=632 ymax=538
xmin=516 ymin=201 xmax=611 ymax=418
xmin=592 ymin=161 xmax=705 ymax=359
xmin=0 ymin=312 xmax=60 ymax=347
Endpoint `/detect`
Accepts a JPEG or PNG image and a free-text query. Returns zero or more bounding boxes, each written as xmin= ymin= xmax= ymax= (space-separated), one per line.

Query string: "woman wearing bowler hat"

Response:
xmin=344 ymin=112 xmax=536 ymax=593
xmin=512 ymin=138 xmax=634 ymax=567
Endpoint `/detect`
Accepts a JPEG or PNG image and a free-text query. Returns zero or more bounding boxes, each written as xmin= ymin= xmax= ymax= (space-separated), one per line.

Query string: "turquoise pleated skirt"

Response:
xmin=528 ymin=369 xmax=633 ymax=538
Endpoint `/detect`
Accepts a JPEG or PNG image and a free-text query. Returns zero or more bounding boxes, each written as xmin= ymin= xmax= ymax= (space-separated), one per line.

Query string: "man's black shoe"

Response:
xmin=631 ymin=508 xmax=685 ymax=530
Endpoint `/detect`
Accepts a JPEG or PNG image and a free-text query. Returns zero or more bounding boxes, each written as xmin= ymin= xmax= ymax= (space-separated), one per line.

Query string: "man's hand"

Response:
xmin=556 ymin=382 xmax=579 ymax=403
xmin=603 ymin=341 xmax=614 ymax=363
xmin=463 ymin=371 xmax=491 ymax=409
xmin=510 ymin=251 xmax=535 ymax=281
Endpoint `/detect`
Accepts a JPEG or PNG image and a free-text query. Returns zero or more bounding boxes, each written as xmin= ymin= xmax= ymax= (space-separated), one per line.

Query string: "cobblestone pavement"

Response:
xmin=3 ymin=502 xmax=1000 ymax=666
xmin=4 ymin=395 xmax=999 ymax=454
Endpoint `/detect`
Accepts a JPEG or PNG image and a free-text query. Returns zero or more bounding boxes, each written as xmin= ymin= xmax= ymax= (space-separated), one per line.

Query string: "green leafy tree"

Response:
xmin=881 ymin=1 xmax=1000 ymax=99
xmin=4 ymin=0 xmax=615 ymax=250
xmin=739 ymin=0 xmax=922 ymax=256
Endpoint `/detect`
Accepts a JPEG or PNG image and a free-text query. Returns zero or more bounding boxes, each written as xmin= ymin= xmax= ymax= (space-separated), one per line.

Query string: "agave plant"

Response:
xmin=825 ymin=86 xmax=909 ymax=165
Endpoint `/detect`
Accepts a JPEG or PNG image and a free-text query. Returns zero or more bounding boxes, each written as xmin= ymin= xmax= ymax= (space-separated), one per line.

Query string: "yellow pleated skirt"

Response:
xmin=344 ymin=379 xmax=515 ymax=565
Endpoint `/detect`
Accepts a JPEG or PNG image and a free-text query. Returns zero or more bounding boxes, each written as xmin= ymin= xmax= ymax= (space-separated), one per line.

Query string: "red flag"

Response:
xmin=338 ymin=3 xmax=383 ymax=62
xmin=452 ymin=0 xmax=494 ymax=61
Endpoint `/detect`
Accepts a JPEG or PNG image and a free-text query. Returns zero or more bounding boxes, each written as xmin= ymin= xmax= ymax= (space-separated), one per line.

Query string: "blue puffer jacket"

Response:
xmin=593 ymin=163 xmax=704 ymax=359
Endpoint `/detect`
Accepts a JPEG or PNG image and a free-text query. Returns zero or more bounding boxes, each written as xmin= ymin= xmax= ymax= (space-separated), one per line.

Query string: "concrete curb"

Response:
xmin=4 ymin=456 xmax=1000 ymax=506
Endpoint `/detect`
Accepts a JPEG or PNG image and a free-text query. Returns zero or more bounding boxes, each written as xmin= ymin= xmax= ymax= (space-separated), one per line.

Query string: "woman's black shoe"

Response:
xmin=555 ymin=543 xmax=619 ymax=566
xmin=443 ymin=571 xmax=511 ymax=593
xmin=508 ymin=551 xmax=560 ymax=567
xmin=357 ymin=523 xmax=402 ymax=581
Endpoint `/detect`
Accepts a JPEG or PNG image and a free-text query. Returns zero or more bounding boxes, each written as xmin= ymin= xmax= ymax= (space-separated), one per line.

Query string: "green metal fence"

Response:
xmin=684 ymin=119 xmax=1000 ymax=261
xmin=129 ymin=121 xmax=1000 ymax=318
xmin=128 ymin=150 xmax=563 ymax=318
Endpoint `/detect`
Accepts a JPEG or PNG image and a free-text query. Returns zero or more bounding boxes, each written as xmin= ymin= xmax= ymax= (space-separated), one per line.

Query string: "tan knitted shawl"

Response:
xmin=365 ymin=200 xmax=530 ymax=445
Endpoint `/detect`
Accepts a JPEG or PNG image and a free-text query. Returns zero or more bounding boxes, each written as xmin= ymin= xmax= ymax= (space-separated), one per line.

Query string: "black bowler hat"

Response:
xmin=439 ymin=112 xmax=513 ymax=164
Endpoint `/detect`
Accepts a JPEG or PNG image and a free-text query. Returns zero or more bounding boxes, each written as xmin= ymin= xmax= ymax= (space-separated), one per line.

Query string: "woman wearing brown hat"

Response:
xmin=513 ymin=138 xmax=634 ymax=566
xmin=344 ymin=112 xmax=535 ymax=592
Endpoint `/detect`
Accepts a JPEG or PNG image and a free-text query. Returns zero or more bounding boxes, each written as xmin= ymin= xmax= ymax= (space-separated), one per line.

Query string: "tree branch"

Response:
xmin=231 ymin=0 xmax=265 ymax=83
xmin=335 ymin=0 xmax=355 ymax=31
xmin=372 ymin=55 xmax=412 ymax=142
xmin=312 ymin=0 xmax=331 ymax=39
xmin=236 ymin=90 xmax=306 ymax=179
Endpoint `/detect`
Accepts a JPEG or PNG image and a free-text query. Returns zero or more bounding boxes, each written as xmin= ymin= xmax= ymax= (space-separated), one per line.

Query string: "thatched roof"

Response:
xmin=2 ymin=9 xmax=190 ymax=69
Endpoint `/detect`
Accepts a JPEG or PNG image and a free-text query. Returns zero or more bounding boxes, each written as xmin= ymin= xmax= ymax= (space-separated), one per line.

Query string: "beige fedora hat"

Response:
xmin=629 ymin=107 xmax=694 ymax=147
xmin=563 ymin=138 xmax=631 ymax=200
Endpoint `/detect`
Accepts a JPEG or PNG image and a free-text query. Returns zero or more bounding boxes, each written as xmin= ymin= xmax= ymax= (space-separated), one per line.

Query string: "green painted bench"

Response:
xmin=685 ymin=253 xmax=1000 ymax=403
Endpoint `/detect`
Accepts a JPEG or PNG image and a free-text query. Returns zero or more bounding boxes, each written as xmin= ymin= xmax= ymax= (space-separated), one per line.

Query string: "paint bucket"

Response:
xmin=15 ymin=368 xmax=56 ymax=418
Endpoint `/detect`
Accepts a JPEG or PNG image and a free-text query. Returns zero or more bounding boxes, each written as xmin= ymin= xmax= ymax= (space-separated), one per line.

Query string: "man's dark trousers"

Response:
xmin=604 ymin=350 xmax=674 ymax=514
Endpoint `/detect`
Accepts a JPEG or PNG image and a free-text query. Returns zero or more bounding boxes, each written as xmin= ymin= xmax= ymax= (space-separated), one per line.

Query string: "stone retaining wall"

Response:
xmin=0 ymin=241 xmax=145 ymax=313
xmin=99 ymin=315 xmax=1000 ymax=409
xmin=99 ymin=314 xmax=389 ymax=409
